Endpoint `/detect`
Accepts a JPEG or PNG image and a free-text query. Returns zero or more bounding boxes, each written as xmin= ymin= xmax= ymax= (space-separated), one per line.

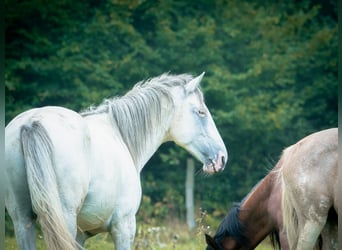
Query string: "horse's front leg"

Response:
xmin=110 ymin=213 xmax=136 ymax=250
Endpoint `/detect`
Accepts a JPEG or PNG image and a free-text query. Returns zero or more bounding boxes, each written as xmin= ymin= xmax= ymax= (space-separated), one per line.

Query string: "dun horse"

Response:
xmin=281 ymin=128 xmax=338 ymax=250
xmin=5 ymin=73 xmax=228 ymax=250
xmin=206 ymin=128 xmax=338 ymax=250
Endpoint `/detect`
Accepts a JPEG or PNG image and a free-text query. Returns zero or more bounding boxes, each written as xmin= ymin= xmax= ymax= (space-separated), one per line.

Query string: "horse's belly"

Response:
xmin=77 ymin=200 xmax=115 ymax=232
xmin=77 ymin=174 xmax=142 ymax=232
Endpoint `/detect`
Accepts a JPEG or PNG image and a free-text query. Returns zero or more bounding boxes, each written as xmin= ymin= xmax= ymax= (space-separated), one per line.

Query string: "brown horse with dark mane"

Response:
xmin=205 ymin=160 xmax=288 ymax=250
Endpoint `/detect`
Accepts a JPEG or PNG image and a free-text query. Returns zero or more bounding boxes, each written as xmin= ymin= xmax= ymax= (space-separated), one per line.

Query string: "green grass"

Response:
xmin=5 ymin=222 xmax=274 ymax=250
xmin=5 ymin=209 xmax=274 ymax=249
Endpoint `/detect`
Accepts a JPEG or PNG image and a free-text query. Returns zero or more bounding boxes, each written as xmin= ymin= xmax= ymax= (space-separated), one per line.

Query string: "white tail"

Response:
xmin=21 ymin=121 xmax=79 ymax=250
xmin=281 ymin=175 xmax=298 ymax=250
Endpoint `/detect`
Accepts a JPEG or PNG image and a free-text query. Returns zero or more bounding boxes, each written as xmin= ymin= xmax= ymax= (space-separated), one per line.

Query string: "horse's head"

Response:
xmin=205 ymin=234 xmax=240 ymax=250
xmin=205 ymin=234 xmax=223 ymax=250
xmin=204 ymin=204 xmax=248 ymax=250
xmin=167 ymin=73 xmax=227 ymax=174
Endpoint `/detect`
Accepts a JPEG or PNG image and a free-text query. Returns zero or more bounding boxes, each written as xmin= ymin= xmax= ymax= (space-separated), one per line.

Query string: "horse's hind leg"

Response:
xmin=6 ymin=168 xmax=37 ymax=249
xmin=6 ymin=193 xmax=37 ymax=249
xmin=298 ymin=218 xmax=326 ymax=250
xmin=13 ymin=218 xmax=36 ymax=250
xmin=296 ymin=201 xmax=330 ymax=250
xmin=288 ymin=201 xmax=333 ymax=250
xmin=321 ymin=210 xmax=338 ymax=250
xmin=7 ymin=205 xmax=36 ymax=250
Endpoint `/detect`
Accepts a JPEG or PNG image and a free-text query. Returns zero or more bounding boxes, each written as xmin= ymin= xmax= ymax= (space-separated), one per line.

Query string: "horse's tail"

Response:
xmin=21 ymin=121 xmax=79 ymax=250
xmin=281 ymin=170 xmax=298 ymax=250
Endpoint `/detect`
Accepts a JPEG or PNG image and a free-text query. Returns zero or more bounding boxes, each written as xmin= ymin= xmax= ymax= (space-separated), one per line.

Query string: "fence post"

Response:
xmin=185 ymin=158 xmax=196 ymax=230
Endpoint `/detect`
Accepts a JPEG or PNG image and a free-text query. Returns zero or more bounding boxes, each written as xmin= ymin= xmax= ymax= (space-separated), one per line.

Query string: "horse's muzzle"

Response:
xmin=203 ymin=151 xmax=226 ymax=174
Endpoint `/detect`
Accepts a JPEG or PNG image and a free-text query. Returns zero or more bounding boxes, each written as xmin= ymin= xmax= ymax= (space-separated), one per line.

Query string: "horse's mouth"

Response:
xmin=203 ymin=153 xmax=225 ymax=174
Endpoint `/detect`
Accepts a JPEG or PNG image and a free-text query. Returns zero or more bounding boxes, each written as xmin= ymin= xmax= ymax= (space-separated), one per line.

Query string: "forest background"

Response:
xmin=5 ymin=0 xmax=337 ymax=237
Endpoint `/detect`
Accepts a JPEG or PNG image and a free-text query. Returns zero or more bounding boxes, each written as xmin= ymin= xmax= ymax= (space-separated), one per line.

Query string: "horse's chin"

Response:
xmin=203 ymin=163 xmax=224 ymax=174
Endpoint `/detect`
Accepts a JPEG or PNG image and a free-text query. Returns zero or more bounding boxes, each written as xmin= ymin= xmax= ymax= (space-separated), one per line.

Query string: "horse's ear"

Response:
xmin=185 ymin=72 xmax=205 ymax=94
xmin=205 ymin=233 xmax=219 ymax=249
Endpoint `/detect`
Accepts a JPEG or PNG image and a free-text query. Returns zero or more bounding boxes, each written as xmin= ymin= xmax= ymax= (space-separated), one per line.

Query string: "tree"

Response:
xmin=5 ymin=0 xmax=337 ymax=226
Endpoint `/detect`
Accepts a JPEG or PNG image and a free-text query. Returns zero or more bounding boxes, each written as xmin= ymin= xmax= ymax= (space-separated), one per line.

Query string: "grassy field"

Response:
xmin=5 ymin=222 xmax=274 ymax=249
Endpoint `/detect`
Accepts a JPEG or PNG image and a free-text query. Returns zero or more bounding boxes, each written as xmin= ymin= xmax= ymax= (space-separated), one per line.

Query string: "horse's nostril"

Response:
xmin=221 ymin=155 xmax=225 ymax=168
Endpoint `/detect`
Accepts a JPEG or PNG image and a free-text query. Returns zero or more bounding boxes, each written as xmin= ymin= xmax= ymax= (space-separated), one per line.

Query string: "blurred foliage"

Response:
xmin=5 ymin=0 xmax=337 ymax=227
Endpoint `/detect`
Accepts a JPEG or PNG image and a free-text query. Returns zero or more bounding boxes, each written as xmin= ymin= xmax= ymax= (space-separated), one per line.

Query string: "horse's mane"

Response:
xmin=213 ymin=203 xmax=249 ymax=247
xmin=269 ymin=231 xmax=281 ymax=250
xmin=81 ymin=73 xmax=197 ymax=167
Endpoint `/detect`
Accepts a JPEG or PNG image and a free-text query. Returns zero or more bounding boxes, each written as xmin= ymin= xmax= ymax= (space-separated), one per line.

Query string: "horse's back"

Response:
xmin=6 ymin=106 xmax=88 ymax=168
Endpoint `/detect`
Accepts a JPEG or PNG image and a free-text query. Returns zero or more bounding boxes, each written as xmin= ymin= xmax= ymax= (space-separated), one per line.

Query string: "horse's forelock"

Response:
xmin=213 ymin=204 xmax=250 ymax=248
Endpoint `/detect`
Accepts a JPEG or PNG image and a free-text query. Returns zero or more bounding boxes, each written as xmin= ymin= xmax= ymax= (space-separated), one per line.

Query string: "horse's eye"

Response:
xmin=198 ymin=109 xmax=206 ymax=117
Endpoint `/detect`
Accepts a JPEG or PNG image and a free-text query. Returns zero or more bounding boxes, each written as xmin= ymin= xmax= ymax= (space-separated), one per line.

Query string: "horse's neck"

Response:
xmin=110 ymin=100 xmax=173 ymax=173
xmin=239 ymin=172 xmax=277 ymax=246
xmin=135 ymin=129 xmax=169 ymax=172
xmin=136 ymin=110 xmax=173 ymax=172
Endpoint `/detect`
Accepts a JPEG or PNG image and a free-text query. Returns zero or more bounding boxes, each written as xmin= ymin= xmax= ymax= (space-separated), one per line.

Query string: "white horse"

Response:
xmin=5 ymin=73 xmax=228 ymax=250
xmin=281 ymin=128 xmax=338 ymax=250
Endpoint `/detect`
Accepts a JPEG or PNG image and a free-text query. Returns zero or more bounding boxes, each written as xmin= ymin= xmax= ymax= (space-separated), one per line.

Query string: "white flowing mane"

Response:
xmin=81 ymin=73 xmax=198 ymax=167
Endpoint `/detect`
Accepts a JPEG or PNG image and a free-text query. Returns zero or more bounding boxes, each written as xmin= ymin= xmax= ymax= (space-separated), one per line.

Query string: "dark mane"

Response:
xmin=269 ymin=231 xmax=281 ymax=250
xmin=213 ymin=203 xmax=249 ymax=247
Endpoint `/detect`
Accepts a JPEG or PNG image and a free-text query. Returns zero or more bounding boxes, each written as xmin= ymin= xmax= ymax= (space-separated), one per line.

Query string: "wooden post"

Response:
xmin=185 ymin=158 xmax=196 ymax=230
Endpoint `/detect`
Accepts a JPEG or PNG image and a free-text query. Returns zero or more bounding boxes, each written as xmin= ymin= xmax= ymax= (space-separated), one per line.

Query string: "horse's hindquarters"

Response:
xmin=5 ymin=107 xmax=91 ymax=250
xmin=281 ymin=128 xmax=338 ymax=250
